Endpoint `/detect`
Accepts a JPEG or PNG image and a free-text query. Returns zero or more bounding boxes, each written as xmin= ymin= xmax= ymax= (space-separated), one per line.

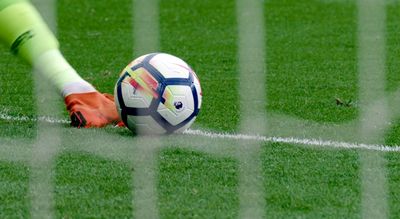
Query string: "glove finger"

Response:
xmin=103 ymin=93 xmax=115 ymax=102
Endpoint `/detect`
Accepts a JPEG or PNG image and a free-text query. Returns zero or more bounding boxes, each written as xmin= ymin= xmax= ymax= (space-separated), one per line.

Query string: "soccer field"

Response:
xmin=1 ymin=0 xmax=400 ymax=218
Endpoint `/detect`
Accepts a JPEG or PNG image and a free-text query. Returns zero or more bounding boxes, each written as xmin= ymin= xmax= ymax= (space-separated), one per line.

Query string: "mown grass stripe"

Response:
xmin=131 ymin=140 xmax=160 ymax=219
xmin=236 ymin=0 xmax=267 ymax=217
xmin=133 ymin=0 xmax=159 ymax=56
xmin=29 ymin=0 xmax=60 ymax=218
xmin=357 ymin=0 xmax=388 ymax=218
xmin=132 ymin=0 xmax=160 ymax=218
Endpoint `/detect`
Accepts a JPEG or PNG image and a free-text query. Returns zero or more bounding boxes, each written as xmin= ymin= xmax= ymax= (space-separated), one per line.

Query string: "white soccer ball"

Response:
xmin=114 ymin=53 xmax=202 ymax=134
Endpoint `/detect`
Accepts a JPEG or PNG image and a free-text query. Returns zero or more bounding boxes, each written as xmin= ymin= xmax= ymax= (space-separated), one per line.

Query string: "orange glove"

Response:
xmin=64 ymin=92 xmax=121 ymax=128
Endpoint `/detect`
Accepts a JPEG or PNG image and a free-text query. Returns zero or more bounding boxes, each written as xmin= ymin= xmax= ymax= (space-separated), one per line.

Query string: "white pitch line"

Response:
xmin=2 ymin=112 xmax=400 ymax=153
xmin=0 ymin=113 xmax=69 ymax=124
xmin=183 ymin=129 xmax=400 ymax=152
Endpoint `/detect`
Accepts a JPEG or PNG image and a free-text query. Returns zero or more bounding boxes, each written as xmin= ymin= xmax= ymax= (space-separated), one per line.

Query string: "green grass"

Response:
xmin=265 ymin=0 xmax=358 ymax=123
xmin=263 ymin=143 xmax=360 ymax=218
xmin=386 ymin=0 xmax=400 ymax=93
xmin=0 ymin=50 xmax=36 ymax=138
xmin=57 ymin=0 xmax=133 ymax=93
xmin=158 ymin=149 xmax=238 ymax=218
xmin=387 ymin=152 xmax=400 ymax=218
xmin=0 ymin=162 xmax=29 ymax=218
xmin=55 ymin=152 xmax=133 ymax=218
xmin=2 ymin=0 xmax=400 ymax=218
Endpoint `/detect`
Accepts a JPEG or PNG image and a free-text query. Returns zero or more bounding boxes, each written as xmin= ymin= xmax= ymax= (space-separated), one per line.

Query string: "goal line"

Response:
xmin=2 ymin=111 xmax=400 ymax=153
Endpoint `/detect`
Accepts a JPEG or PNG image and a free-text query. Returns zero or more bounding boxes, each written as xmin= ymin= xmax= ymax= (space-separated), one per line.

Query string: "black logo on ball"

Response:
xmin=174 ymin=101 xmax=183 ymax=111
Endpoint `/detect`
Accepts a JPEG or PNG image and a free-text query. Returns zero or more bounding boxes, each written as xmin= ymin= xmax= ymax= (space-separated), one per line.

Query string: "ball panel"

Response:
xmin=162 ymin=85 xmax=195 ymax=111
xmin=157 ymin=102 xmax=194 ymax=126
xmin=118 ymin=54 xmax=150 ymax=78
xmin=126 ymin=115 xmax=166 ymax=134
xmin=149 ymin=53 xmax=191 ymax=79
xmin=157 ymin=85 xmax=196 ymax=126
xmin=120 ymin=81 xmax=151 ymax=108
xmin=127 ymin=67 xmax=159 ymax=99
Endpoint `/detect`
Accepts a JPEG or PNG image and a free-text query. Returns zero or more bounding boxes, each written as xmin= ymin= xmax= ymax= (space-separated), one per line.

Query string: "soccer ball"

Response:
xmin=114 ymin=53 xmax=202 ymax=134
